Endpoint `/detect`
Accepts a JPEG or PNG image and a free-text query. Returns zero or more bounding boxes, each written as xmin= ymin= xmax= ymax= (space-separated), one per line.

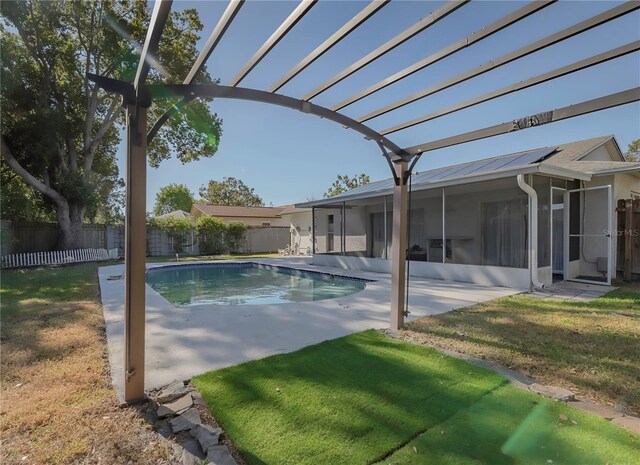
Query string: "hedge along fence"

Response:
xmin=152 ymin=216 xmax=249 ymax=255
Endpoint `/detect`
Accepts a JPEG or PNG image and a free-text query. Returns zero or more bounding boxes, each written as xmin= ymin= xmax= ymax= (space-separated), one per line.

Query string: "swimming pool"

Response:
xmin=146 ymin=263 xmax=368 ymax=306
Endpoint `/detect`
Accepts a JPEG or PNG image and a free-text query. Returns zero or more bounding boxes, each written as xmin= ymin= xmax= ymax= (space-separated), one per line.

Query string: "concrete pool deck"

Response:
xmin=98 ymin=258 xmax=523 ymax=399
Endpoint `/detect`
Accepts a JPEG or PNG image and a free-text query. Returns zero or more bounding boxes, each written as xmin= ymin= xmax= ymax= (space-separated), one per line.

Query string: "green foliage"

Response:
xmin=1 ymin=160 xmax=55 ymax=222
xmin=0 ymin=0 xmax=222 ymax=244
xmin=226 ymin=222 xmax=247 ymax=254
xmin=153 ymin=184 xmax=195 ymax=216
xmin=199 ymin=177 xmax=264 ymax=207
xmin=152 ymin=216 xmax=192 ymax=253
xmin=196 ymin=216 xmax=226 ymax=255
xmin=324 ymin=174 xmax=370 ymax=198
xmin=624 ymin=139 xmax=640 ymax=162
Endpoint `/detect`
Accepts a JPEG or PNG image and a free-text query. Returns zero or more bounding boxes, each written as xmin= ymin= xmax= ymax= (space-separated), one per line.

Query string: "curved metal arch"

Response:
xmin=145 ymin=83 xmax=411 ymax=160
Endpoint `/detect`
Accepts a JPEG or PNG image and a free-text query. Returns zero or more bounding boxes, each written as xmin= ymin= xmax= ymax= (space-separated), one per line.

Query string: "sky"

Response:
xmin=116 ymin=0 xmax=640 ymax=211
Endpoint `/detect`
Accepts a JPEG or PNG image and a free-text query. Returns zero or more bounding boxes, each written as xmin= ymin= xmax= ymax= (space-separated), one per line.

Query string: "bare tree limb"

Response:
xmin=1 ymin=136 xmax=66 ymax=207
xmin=84 ymin=103 xmax=124 ymax=175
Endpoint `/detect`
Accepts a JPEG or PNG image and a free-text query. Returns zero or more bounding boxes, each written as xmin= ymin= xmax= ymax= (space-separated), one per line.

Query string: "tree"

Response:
xmin=226 ymin=222 xmax=247 ymax=254
xmin=624 ymin=139 xmax=640 ymax=162
xmin=153 ymin=184 xmax=195 ymax=216
xmin=1 ymin=1 xmax=222 ymax=249
xmin=199 ymin=177 xmax=264 ymax=207
xmin=324 ymin=174 xmax=370 ymax=198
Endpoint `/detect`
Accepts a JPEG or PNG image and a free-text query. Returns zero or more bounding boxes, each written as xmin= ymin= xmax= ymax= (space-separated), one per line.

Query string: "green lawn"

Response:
xmin=403 ymin=283 xmax=640 ymax=415
xmin=193 ymin=330 xmax=639 ymax=465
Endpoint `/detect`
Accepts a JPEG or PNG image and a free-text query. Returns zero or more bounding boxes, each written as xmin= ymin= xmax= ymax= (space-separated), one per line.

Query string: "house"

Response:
xmin=298 ymin=135 xmax=640 ymax=289
xmin=155 ymin=210 xmax=191 ymax=220
xmin=278 ymin=205 xmax=312 ymax=254
xmin=190 ymin=203 xmax=313 ymax=253
xmin=190 ymin=204 xmax=290 ymax=227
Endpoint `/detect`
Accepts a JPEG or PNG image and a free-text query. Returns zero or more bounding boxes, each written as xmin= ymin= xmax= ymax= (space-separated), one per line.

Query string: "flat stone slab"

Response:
xmin=157 ymin=380 xmax=190 ymax=403
xmin=190 ymin=423 xmax=222 ymax=451
xmin=569 ymin=400 xmax=623 ymax=420
xmin=611 ymin=416 xmax=640 ymax=434
xmin=528 ymin=383 xmax=575 ymax=401
xmin=170 ymin=407 xmax=202 ymax=433
xmin=191 ymin=391 xmax=207 ymax=406
xmin=207 ymin=445 xmax=238 ymax=465
xmin=158 ymin=392 xmax=194 ymax=418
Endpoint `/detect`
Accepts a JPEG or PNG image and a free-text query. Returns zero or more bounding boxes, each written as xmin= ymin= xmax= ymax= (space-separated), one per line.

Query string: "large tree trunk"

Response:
xmin=56 ymin=200 xmax=85 ymax=250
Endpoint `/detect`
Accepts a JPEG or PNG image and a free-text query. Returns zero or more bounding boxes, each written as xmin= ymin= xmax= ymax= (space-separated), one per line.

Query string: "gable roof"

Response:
xmin=192 ymin=203 xmax=284 ymax=218
xmin=156 ymin=210 xmax=191 ymax=220
xmin=298 ymin=135 xmax=637 ymax=207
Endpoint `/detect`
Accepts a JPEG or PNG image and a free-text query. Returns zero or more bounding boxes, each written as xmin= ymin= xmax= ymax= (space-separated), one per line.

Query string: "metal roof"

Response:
xmin=296 ymin=136 xmax=633 ymax=206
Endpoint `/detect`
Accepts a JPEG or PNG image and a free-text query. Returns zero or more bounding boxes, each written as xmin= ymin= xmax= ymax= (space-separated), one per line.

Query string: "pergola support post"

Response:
xmin=124 ymin=104 xmax=148 ymax=403
xmin=390 ymin=160 xmax=408 ymax=331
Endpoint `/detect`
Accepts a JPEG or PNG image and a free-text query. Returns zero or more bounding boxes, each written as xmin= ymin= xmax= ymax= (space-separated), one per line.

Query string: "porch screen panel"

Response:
xmin=481 ymin=198 xmax=527 ymax=268
xmin=534 ymin=176 xmax=551 ymax=267
xmin=344 ymin=205 xmax=368 ymax=257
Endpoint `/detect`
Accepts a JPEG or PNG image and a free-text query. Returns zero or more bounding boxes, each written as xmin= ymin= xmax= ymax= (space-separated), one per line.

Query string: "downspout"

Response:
xmin=517 ymin=174 xmax=544 ymax=289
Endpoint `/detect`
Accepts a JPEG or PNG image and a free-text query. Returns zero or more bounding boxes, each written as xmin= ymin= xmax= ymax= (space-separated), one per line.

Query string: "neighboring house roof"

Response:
xmin=298 ymin=135 xmax=638 ymax=207
xmin=277 ymin=204 xmax=311 ymax=215
xmin=192 ymin=203 xmax=284 ymax=219
xmin=156 ymin=210 xmax=191 ymax=220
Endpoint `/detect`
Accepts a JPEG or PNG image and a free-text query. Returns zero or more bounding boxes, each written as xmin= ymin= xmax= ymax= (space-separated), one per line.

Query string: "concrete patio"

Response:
xmin=98 ymin=258 xmax=523 ymax=399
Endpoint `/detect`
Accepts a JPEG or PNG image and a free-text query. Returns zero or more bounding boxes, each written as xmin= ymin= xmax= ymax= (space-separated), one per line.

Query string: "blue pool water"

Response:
xmin=146 ymin=263 xmax=367 ymax=306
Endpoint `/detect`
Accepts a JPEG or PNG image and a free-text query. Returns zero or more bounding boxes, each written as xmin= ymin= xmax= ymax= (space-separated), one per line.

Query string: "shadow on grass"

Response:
xmin=406 ymin=291 xmax=640 ymax=413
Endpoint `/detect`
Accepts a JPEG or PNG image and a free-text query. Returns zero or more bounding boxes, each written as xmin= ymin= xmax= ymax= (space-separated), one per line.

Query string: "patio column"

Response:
xmin=390 ymin=160 xmax=408 ymax=330
xmin=124 ymin=104 xmax=148 ymax=403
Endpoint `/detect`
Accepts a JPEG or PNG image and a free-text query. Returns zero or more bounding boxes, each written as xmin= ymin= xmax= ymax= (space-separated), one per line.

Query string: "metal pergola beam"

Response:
xmin=332 ymin=0 xmax=556 ymax=111
xmin=269 ymin=0 xmax=389 ymax=93
xmin=229 ymin=0 xmax=317 ymax=87
xmin=145 ymin=82 xmax=409 ymax=158
xmin=302 ymin=0 xmax=469 ymax=101
xmin=148 ymin=0 xmax=244 ymax=145
xmin=401 ymin=87 xmax=640 ymax=155
xmin=134 ymin=0 xmax=173 ymax=97
xmin=359 ymin=1 xmax=640 ymax=122
xmin=382 ymin=41 xmax=640 ymax=135
xmin=124 ymin=0 xmax=173 ymax=404
xmin=184 ymin=0 xmax=244 ymax=84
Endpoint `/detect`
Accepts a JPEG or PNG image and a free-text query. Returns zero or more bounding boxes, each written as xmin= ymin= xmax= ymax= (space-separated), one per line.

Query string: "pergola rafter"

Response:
xmin=302 ymin=0 xmax=469 ymax=101
xmin=331 ymin=0 xmax=556 ymax=112
xmin=358 ymin=0 xmax=640 ymax=123
xmin=88 ymin=0 xmax=640 ymax=402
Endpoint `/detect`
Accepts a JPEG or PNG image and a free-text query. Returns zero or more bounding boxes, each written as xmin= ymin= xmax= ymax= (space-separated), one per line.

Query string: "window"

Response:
xmin=262 ymin=222 xmax=271 ymax=227
xmin=631 ymin=191 xmax=640 ymax=200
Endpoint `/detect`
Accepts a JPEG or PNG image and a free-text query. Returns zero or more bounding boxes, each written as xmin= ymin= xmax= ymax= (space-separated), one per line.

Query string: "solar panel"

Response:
xmin=325 ymin=147 xmax=557 ymax=203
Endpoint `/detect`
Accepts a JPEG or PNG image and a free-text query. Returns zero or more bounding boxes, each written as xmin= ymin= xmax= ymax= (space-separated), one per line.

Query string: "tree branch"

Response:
xmin=84 ymin=102 xmax=124 ymax=176
xmin=1 ymin=136 xmax=66 ymax=207
xmin=67 ymin=136 xmax=78 ymax=171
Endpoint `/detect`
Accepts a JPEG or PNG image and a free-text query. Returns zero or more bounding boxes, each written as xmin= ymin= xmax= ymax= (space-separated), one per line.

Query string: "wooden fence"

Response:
xmin=1 ymin=248 xmax=119 ymax=269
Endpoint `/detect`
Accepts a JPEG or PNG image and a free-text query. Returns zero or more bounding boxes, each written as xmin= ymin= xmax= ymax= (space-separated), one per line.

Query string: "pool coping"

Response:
xmin=99 ymin=258 xmax=523 ymax=400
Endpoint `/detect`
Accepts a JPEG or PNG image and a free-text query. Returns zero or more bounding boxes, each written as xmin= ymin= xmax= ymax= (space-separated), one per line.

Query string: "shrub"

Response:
xmin=196 ymin=216 xmax=226 ymax=255
xmin=151 ymin=216 xmax=192 ymax=253
xmin=226 ymin=222 xmax=247 ymax=254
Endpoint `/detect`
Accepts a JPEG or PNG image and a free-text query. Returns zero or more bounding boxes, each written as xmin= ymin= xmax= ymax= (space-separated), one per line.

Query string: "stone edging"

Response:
xmin=382 ymin=329 xmax=640 ymax=435
xmin=148 ymin=380 xmax=241 ymax=465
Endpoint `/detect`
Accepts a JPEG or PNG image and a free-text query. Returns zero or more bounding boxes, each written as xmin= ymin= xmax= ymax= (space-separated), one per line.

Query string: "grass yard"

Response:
xmin=0 ymin=263 xmax=174 ymax=465
xmin=193 ymin=330 xmax=639 ymax=465
xmin=402 ymin=282 xmax=640 ymax=416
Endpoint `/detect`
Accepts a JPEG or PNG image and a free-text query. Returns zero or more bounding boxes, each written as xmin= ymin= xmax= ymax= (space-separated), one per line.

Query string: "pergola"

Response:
xmin=89 ymin=0 xmax=640 ymax=403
